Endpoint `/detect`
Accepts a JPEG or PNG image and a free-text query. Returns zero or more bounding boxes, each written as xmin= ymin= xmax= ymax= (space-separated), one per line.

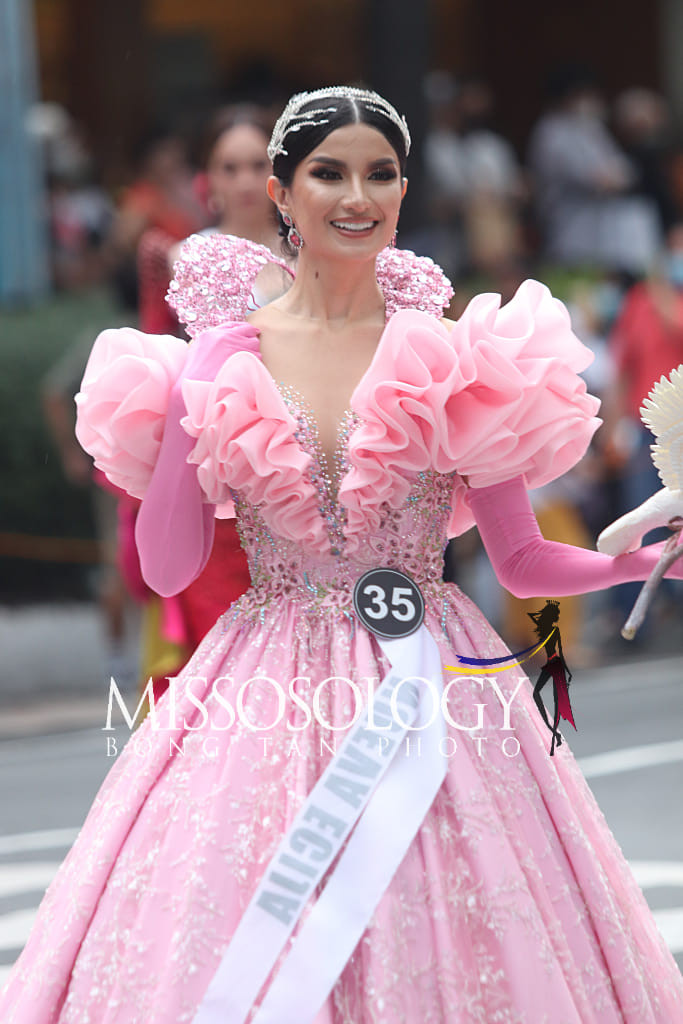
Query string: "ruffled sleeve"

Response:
xmin=340 ymin=279 xmax=601 ymax=539
xmin=76 ymin=320 xmax=263 ymax=595
xmin=75 ymin=327 xmax=189 ymax=499
xmin=181 ymin=355 xmax=331 ymax=554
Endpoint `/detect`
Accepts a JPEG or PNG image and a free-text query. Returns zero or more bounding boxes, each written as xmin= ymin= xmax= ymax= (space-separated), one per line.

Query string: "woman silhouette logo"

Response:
xmin=528 ymin=601 xmax=576 ymax=756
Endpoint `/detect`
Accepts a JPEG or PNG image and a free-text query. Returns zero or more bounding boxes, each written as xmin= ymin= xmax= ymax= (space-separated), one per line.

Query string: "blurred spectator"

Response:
xmin=600 ymin=222 xmax=683 ymax=631
xmin=26 ymin=102 xmax=112 ymax=290
xmin=183 ymin=104 xmax=285 ymax=301
xmin=613 ymin=88 xmax=679 ymax=234
xmin=422 ymin=70 xmax=467 ymax=278
xmin=528 ymin=65 xmax=660 ymax=274
xmin=49 ymin=171 xmax=113 ymax=290
xmin=457 ymin=76 xmax=526 ymax=274
xmin=667 ymin=141 xmax=683 ymax=220
xmin=41 ymin=334 xmax=138 ymax=689
xmin=565 ymin=276 xmax=623 ymax=398
xmin=107 ymin=128 xmax=208 ymax=317
xmin=422 ymin=71 xmax=525 ymax=277
xmin=604 ymin=222 xmax=683 ymax=474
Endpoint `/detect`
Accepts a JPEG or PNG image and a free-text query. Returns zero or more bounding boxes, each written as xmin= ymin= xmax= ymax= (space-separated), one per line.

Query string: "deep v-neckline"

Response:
xmin=247 ymin=313 xmax=397 ymax=496
xmin=252 ymin=315 xmax=393 ymax=417
xmin=274 ymin=379 xmax=359 ymax=513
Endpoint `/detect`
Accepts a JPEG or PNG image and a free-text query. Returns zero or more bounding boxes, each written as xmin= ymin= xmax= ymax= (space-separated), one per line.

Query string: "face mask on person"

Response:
xmin=594 ymin=281 xmax=623 ymax=324
xmin=664 ymin=252 xmax=683 ymax=288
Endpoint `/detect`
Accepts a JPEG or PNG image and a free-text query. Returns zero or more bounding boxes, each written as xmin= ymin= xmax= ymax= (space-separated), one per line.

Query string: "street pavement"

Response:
xmin=0 ymin=643 xmax=681 ymax=994
xmin=0 ymin=602 xmax=140 ymax=705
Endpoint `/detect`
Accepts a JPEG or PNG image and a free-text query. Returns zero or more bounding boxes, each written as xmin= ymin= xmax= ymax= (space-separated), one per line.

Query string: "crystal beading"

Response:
xmin=167 ymin=234 xmax=453 ymax=338
xmin=267 ymin=87 xmax=411 ymax=163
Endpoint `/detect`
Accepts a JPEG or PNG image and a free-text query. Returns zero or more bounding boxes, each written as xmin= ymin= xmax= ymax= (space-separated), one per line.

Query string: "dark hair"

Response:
xmin=201 ymin=104 xmax=273 ymax=169
xmin=272 ymin=91 xmax=408 ymax=250
xmin=130 ymin=125 xmax=187 ymax=175
xmin=544 ymin=63 xmax=599 ymax=105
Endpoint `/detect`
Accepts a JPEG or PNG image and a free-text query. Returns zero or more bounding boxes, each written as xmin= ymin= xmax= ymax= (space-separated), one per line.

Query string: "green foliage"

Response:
xmin=0 ymin=289 xmax=121 ymax=598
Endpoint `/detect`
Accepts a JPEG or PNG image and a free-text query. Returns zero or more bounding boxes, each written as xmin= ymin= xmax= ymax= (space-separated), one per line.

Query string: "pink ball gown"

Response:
xmin=2 ymin=240 xmax=682 ymax=1023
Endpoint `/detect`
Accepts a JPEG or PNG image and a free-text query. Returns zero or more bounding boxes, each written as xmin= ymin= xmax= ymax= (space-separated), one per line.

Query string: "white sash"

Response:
xmin=192 ymin=625 xmax=446 ymax=1024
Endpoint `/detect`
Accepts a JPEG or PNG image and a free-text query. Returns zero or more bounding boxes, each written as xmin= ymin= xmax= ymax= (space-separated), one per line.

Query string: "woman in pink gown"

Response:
xmin=2 ymin=87 xmax=683 ymax=1024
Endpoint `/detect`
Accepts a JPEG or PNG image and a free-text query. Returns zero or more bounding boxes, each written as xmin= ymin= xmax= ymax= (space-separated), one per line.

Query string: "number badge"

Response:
xmin=353 ymin=568 xmax=425 ymax=639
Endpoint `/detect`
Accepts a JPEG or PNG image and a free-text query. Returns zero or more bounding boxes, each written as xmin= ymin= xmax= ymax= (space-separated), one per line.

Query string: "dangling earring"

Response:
xmin=391 ymin=225 xmax=398 ymax=247
xmin=282 ymin=212 xmax=303 ymax=250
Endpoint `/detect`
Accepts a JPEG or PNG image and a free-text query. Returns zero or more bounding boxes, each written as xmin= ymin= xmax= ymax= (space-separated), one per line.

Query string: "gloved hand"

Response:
xmin=597 ymin=487 xmax=683 ymax=556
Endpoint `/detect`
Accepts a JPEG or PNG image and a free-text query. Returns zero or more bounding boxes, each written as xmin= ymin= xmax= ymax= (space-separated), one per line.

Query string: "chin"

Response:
xmin=327 ymin=232 xmax=391 ymax=259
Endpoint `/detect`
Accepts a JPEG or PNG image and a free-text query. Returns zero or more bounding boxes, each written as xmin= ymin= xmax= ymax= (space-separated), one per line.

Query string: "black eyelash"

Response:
xmin=310 ymin=167 xmax=397 ymax=181
xmin=311 ymin=168 xmax=341 ymax=180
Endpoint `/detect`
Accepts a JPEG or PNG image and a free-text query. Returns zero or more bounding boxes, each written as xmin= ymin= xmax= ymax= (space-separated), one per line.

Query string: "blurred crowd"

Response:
xmin=34 ymin=62 xmax=683 ymax=672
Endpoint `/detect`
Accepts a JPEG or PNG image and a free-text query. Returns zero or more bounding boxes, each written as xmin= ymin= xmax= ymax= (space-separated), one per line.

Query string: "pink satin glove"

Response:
xmin=135 ymin=322 xmax=260 ymax=597
xmin=467 ymin=476 xmax=683 ymax=598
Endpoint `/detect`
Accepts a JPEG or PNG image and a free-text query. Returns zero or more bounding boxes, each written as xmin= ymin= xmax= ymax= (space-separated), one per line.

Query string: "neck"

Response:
xmin=274 ymin=249 xmax=384 ymax=325
xmin=218 ymin=214 xmax=278 ymax=248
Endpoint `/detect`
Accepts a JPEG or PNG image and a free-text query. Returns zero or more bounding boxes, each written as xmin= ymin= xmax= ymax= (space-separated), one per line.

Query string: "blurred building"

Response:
xmin=33 ymin=0 xmax=675 ymax=167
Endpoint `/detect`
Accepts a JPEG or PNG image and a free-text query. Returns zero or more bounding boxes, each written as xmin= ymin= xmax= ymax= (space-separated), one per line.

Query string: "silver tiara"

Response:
xmin=267 ymin=86 xmax=411 ymax=163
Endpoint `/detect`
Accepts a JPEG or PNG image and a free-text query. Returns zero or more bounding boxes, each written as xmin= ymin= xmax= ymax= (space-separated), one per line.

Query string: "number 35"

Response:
xmin=363 ymin=585 xmax=416 ymax=622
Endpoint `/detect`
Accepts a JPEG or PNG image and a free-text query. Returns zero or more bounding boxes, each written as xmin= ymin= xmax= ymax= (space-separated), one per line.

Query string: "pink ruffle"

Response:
xmin=341 ymin=280 xmax=601 ymax=539
xmin=181 ymin=353 xmax=331 ymax=554
xmin=75 ymin=328 xmax=188 ymax=499
xmin=77 ymin=280 xmax=600 ymax=549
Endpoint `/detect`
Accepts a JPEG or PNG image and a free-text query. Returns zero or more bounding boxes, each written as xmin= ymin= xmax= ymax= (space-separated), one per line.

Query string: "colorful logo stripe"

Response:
xmin=445 ymin=628 xmax=557 ymax=675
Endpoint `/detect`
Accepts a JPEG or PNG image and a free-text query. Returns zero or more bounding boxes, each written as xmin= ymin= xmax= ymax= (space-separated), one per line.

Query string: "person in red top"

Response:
xmin=115 ymin=131 xmax=207 ymax=248
xmin=610 ymin=232 xmax=683 ymax=422
xmin=108 ymin=130 xmax=208 ymax=333
xmin=607 ymin=223 xmax=683 ymax=474
xmin=604 ymin=222 xmax=683 ymax=630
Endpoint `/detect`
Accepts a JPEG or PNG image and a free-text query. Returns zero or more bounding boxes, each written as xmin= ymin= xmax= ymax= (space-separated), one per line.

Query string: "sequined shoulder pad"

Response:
xmin=167 ymin=233 xmax=294 ymax=338
xmin=375 ymin=247 xmax=453 ymax=319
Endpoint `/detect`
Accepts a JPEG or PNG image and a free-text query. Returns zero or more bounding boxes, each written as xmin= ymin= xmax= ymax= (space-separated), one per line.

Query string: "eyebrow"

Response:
xmin=306 ymin=155 xmax=398 ymax=169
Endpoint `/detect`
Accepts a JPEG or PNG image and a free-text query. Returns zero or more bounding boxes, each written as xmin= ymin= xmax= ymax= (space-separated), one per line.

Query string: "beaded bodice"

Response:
xmin=230 ymin=388 xmax=455 ymax=617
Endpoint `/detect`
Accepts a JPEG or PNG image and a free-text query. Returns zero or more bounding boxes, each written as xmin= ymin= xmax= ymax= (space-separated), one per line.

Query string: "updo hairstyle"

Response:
xmin=271 ymin=92 xmax=409 ymax=252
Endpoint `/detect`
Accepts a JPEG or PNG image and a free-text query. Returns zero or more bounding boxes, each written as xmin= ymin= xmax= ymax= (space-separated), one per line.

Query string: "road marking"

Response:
xmin=650 ymin=907 xmax=683 ymax=955
xmin=0 ymin=844 xmax=680 ymax=988
xmin=0 ymin=863 xmax=61 ymax=899
xmin=577 ymin=738 xmax=683 ymax=778
xmin=629 ymin=861 xmax=683 ymax=889
xmin=0 ymin=828 xmax=78 ymax=856
xmin=0 ymin=908 xmax=37 ymax=952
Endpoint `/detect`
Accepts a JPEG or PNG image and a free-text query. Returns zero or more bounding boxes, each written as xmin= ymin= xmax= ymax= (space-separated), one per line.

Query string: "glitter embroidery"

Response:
xmin=167 ymin=234 xmax=453 ymax=339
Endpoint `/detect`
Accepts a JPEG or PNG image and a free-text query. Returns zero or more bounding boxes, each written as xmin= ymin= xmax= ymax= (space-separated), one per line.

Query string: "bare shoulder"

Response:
xmin=245 ymin=302 xmax=280 ymax=331
xmin=440 ymin=316 xmax=457 ymax=332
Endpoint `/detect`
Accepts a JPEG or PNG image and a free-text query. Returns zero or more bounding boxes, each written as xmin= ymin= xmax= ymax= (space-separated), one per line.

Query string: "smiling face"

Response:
xmin=269 ymin=123 xmax=407 ymax=259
